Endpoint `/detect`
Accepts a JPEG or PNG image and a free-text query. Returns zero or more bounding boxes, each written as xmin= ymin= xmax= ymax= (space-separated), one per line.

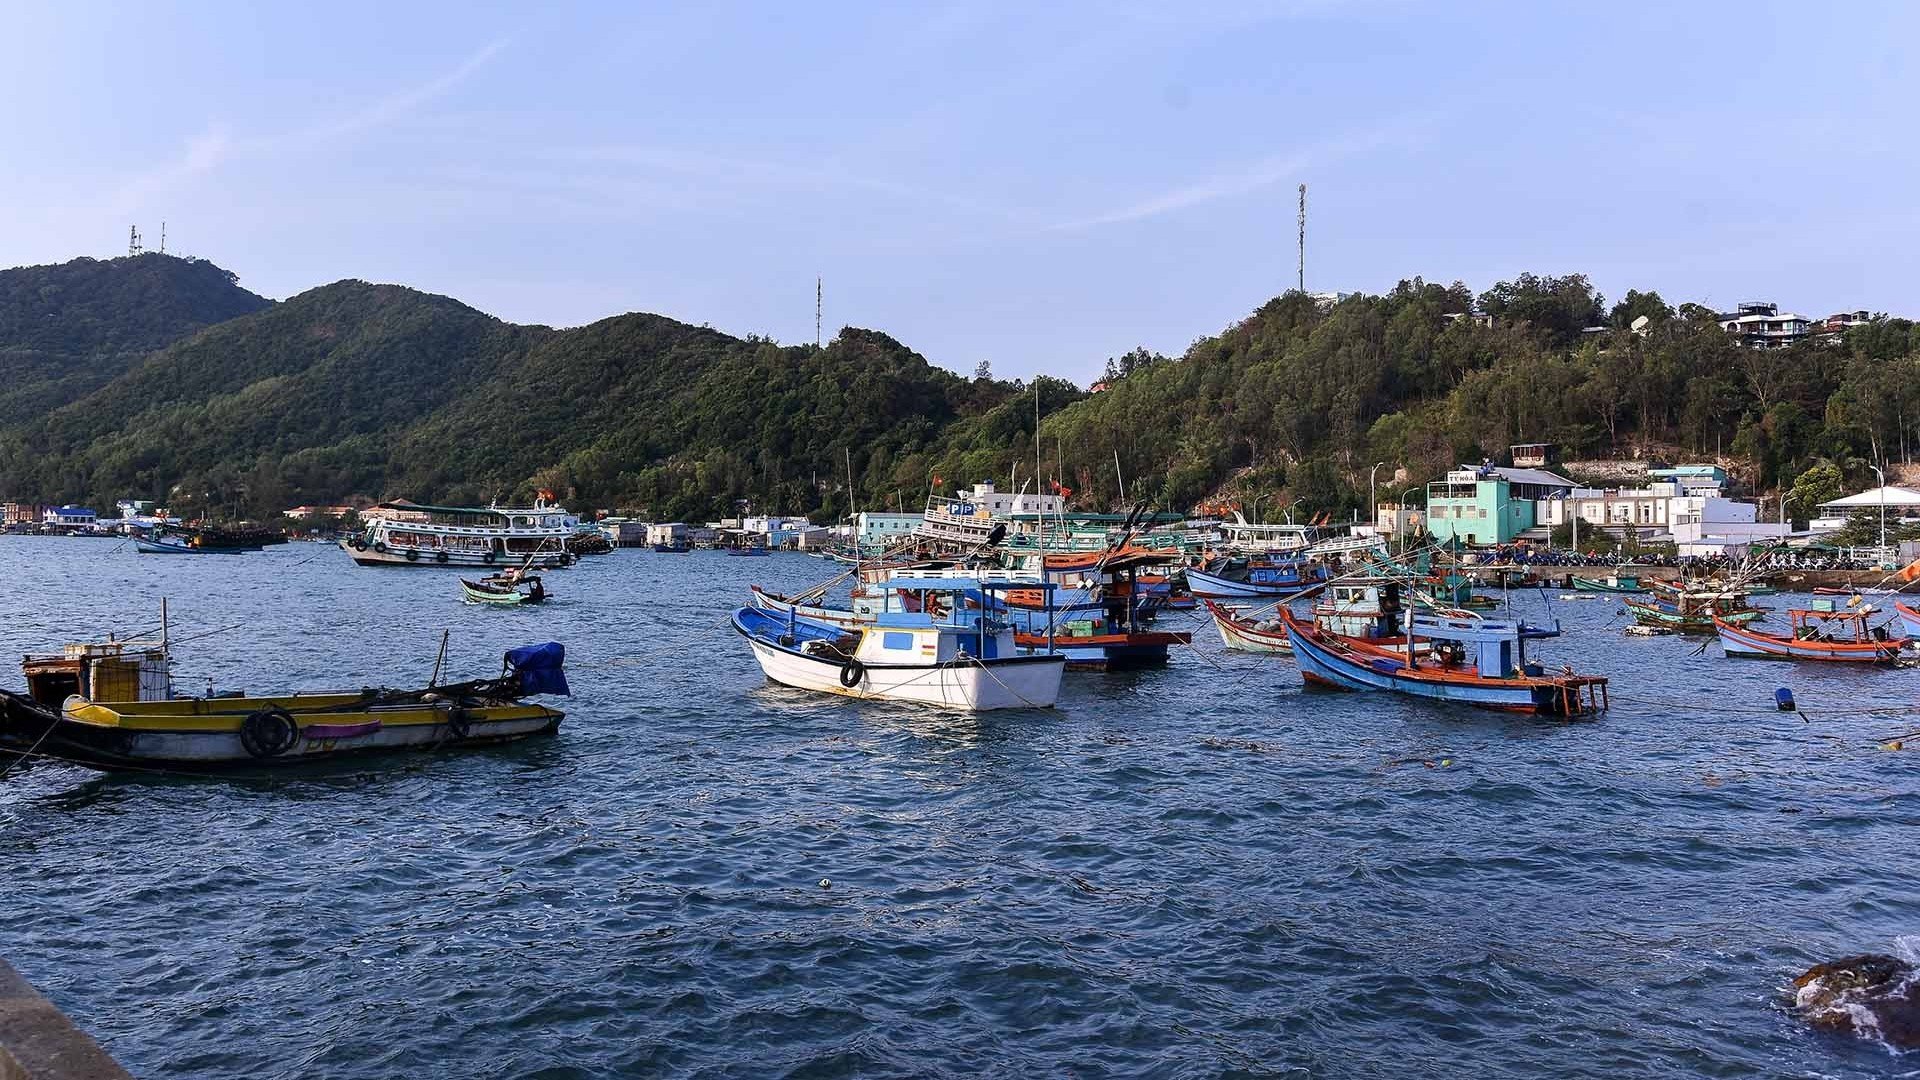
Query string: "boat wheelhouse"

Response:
xmin=342 ymin=500 xmax=578 ymax=568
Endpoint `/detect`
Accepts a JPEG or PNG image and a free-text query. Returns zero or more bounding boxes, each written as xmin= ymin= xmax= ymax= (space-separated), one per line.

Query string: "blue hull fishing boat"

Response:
xmin=1186 ymin=556 xmax=1327 ymax=599
xmin=651 ymin=543 xmax=691 ymax=553
xmin=725 ymin=547 xmax=771 ymax=557
xmin=1281 ymin=608 xmax=1607 ymax=716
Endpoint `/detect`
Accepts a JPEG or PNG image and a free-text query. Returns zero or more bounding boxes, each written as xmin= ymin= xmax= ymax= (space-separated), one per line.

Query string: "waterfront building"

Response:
xmin=2 ymin=503 xmax=43 ymax=527
xmin=1811 ymin=485 xmax=1920 ymax=531
xmin=855 ymin=511 xmax=922 ymax=552
xmin=1424 ymin=465 xmax=1574 ymax=546
xmin=645 ymin=522 xmax=687 ymax=545
xmin=42 ymin=505 xmax=97 ymax=527
xmin=1645 ymin=464 xmax=1727 ymax=494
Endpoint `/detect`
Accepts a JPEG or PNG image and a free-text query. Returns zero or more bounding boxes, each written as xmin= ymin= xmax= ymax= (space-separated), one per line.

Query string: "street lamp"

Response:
xmin=1284 ymin=497 xmax=1303 ymax=526
xmin=1368 ymin=462 xmax=1387 ymax=532
xmin=1871 ymin=463 xmax=1887 ymax=555
xmin=1399 ymin=485 xmax=1421 ymax=552
xmin=1248 ymin=494 xmax=1264 ymax=524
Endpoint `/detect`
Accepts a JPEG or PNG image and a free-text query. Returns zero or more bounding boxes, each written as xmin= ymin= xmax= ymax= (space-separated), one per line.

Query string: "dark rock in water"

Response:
xmin=1793 ymin=954 xmax=1920 ymax=1049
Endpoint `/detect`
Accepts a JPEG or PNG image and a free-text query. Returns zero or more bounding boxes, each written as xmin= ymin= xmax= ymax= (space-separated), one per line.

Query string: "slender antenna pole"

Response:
xmin=1297 ymin=183 xmax=1306 ymax=293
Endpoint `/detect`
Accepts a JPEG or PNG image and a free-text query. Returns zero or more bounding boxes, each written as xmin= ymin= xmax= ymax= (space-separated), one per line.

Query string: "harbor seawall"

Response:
xmin=0 ymin=961 xmax=129 ymax=1080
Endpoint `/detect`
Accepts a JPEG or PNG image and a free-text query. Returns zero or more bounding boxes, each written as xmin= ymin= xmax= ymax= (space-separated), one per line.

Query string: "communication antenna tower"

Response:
xmin=815 ymin=276 xmax=822 ymax=349
xmin=1297 ymin=183 xmax=1306 ymax=293
xmin=159 ymin=221 xmax=166 ymax=255
xmin=128 ymin=225 xmax=143 ymax=256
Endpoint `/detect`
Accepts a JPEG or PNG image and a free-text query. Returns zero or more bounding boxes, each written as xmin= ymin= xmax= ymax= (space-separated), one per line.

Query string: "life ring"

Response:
xmin=838 ymin=659 xmax=866 ymax=689
xmin=405 ymin=548 xmax=419 ymax=561
xmin=434 ymin=550 xmax=449 ymax=563
xmin=239 ymin=706 xmax=300 ymax=759
xmin=373 ymin=540 xmax=388 ymax=553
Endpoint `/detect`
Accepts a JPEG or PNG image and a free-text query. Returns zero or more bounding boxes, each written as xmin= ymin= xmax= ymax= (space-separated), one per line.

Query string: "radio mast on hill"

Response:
xmin=128 ymin=225 xmax=142 ymax=256
xmin=815 ymin=276 xmax=822 ymax=348
xmin=159 ymin=221 xmax=166 ymax=255
xmin=1297 ymin=183 xmax=1306 ymax=293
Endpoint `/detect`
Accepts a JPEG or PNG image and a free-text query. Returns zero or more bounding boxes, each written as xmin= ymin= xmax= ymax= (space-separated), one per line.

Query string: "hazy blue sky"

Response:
xmin=2 ymin=2 xmax=1914 ymax=380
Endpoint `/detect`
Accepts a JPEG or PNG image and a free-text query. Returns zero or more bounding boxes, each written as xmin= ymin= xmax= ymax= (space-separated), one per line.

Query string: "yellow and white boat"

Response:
xmin=0 ymin=635 xmax=567 ymax=773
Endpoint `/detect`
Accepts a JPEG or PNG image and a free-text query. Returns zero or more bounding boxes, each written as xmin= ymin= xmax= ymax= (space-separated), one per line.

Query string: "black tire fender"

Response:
xmin=434 ymin=550 xmax=449 ymax=564
xmin=838 ymin=659 xmax=866 ymax=689
xmin=239 ymin=706 xmax=300 ymax=759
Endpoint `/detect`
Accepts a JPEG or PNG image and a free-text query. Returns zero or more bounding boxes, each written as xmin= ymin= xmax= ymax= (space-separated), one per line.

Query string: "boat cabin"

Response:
xmin=22 ymin=642 xmax=171 ymax=707
xmin=1404 ymin=613 xmax=1562 ymax=679
xmin=1786 ymin=603 xmax=1897 ymax=643
xmin=848 ymin=578 xmax=1057 ymax=664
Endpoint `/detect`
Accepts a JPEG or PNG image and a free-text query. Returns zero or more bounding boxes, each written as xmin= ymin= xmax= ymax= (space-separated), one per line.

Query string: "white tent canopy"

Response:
xmin=1819 ymin=485 xmax=1920 ymax=510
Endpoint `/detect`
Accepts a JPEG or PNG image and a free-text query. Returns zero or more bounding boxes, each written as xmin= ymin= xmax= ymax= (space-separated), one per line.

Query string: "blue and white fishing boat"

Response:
xmin=1896 ymin=600 xmax=1920 ymax=639
xmin=1186 ymin=556 xmax=1328 ymax=599
xmin=1281 ymin=608 xmax=1608 ymax=716
xmin=724 ymin=546 xmax=771 ymax=557
xmin=733 ymin=578 xmax=1064 ymax=710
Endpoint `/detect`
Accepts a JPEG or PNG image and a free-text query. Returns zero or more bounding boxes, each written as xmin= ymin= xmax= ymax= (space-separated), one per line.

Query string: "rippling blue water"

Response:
xmin=2 ymin=536 xmax=1918 ymax=1077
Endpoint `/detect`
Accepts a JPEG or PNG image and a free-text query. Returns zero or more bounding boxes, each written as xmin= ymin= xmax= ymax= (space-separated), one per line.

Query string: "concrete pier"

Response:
xmin=0 ymin=961 xmax=129 ymax=1080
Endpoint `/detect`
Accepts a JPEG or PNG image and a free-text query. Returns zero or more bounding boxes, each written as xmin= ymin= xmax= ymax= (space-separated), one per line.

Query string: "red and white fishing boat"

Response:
xmin=1714 ymin=605 xmax=1909 ymax=663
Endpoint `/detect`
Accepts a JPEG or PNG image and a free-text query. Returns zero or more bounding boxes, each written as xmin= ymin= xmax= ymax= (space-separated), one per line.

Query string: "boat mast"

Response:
xmin=1035 ymin=377 xmax=1044 ymax=558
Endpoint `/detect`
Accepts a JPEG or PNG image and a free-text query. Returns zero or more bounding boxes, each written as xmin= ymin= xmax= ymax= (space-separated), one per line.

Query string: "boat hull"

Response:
xmin=733 ymin=615 xmax=1062 ymax=710
xmin=1186 ymin=567 xmax=1321 ymax=599
xmin=1897 ymin=601 xmax=1920 ymax=639
xmin=1205 ymin=600 xmax=1293 ymax=654
xmin=339 ymin=540 xmax=570 ymax=569
xmin=136 ymin=539 xmax=241 ymax=555
xmin=0 ymin=690 xmax=561 ymax=772
xmin=1568 ymin=576 xmax=1643 ymax=593
xmin=1013 ymin=631 xmax=1187 ymax=671
xmin=1714 ymin=619 xmax=1907 ymax=662
xmin=1625 ymin=600 xmax=1762 ymax=633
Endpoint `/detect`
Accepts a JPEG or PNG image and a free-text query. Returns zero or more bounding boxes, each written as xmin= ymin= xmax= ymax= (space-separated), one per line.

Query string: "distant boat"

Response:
xmin=341 ymin=499 xmax=576 ymax=568
xmin=135 ymin=537 xmax=241 ymax=555
xmin=1627 ymin=583 xmax=1764 ymax=633
xmin=733 ymin=578 xmax=1063 ymax=710
xmin=651 ymin=542 xmax=692 ymax=554
xmin=1206 ymin=600 xmax=1293 ymax=654
xmin=724 ymin=546 xmax=771 ymax=557
xmin=1717 ymin=605 xmax=1909 ymax=662
xmin=1282 ymin=608 xmax=1608 ymax=716
xmin=1568 ymin=574 xmax=1643 ymax=594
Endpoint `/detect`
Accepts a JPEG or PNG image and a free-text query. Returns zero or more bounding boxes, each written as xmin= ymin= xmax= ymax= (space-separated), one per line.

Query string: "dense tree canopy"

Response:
xmin=0 ymin=255 xmax=1913 ymax=524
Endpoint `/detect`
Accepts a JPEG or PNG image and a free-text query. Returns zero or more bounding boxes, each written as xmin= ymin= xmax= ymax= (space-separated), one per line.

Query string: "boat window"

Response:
xmin=883 ymin=632 xmax=915 ymax=651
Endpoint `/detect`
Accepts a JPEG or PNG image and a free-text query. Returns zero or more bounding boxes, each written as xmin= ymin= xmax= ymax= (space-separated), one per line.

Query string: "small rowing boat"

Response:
xmin=460 ymin=571 xmax=548 ymax=605
xmin=1569 ymin=573 xmax=1643 ymax=594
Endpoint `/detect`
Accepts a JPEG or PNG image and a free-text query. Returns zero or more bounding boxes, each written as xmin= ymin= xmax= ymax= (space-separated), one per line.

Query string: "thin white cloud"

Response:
xmin=1047 ymin=115 xmax=1435 ymax=232
xmin=105 ymin=39 xmax=509 ymax=218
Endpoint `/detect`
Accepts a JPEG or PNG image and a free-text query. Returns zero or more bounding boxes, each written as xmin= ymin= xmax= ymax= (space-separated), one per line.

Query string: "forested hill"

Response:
xmin=1 ymin=256 xmax=1916 ymax=523
xmin=0 ymin=254 xmax=271 ymax=420
xmin=0 ymin=262 xmax=1014 ymax=520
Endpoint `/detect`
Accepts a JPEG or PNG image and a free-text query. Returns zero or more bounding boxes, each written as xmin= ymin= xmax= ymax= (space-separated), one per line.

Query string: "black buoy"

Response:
xmin=1775 ymin=687 xmax=1796 ymax=712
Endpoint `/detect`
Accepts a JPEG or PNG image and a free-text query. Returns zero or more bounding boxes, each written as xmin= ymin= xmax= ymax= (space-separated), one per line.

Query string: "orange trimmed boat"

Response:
xmin=1715 ymin=605 xmax=1909 ymax=663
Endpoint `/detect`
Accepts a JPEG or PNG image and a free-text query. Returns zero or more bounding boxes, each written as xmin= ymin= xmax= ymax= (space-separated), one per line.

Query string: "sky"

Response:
xmin=1 ymin=1 xmax=1915 ymax=382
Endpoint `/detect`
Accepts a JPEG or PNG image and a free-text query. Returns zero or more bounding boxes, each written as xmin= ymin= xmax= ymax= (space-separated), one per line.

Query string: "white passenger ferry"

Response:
xmin=341 ymin=500 xmax=578 ymax=568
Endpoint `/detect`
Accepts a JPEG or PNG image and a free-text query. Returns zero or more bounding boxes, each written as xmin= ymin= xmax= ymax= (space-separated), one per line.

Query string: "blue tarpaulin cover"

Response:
xmin=505 ymin=642 xmax=569 ymax=697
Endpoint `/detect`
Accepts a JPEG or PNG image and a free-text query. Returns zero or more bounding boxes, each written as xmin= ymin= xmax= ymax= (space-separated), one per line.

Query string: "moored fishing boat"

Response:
xmin=1715 ymin=605 xmax=1909 ymax=662
xmin=341 ymin=499 xmax=577 ymax=568
xmin=1897 ymin=600 xmax=1920 ymax=638
xmin=1206 ymin=600 xmax=1294 ymax=654
xmin=1281 ymin=608 xmax=1607 ymax=717
xmin=651 ymin=542 xmax=692 ymax=553
xmin=135 ymin=536 xmax=242 ymax=555
xmin=724 ymin=546 xmax=771 ymax=557
xmin=733 ymin=578 xmax=1063 ymax=710
xmin=1627 ymin=582 xmax=1764 ymax=633
xmin=1569 ymin=573 xmax=1644 ymax=593
xmin=0 ymin=637 xmax=568 ymax=772
xmin=1186 ymin=555 xmax=1328 ymax=599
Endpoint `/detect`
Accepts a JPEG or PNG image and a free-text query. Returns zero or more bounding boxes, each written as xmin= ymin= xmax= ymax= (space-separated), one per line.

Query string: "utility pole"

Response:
xmin=1297 ymin=183 xmax=1306 ymax=293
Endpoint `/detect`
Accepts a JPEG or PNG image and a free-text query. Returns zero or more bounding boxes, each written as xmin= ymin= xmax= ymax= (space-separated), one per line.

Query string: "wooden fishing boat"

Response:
xmin=1186 ymin=556 xmax=1328 ymax=599
xmin=1206 ymin=600 xmax=1294 ymax=654
xmin=733 ymin=578 xmax=1064 ymax=710
xmin=724 ymin=546 xmax=771 ymax=557
xmin=1627 ymin=584 xmax=1764 ymax=633
xmin=651 ymin=542 xmax=692 ymax=553
xmin=460 ymin=572 xmax=548 ymax=605
xmin=1569 ymin=573 xmax=1643 ymax=593
xmin=1715 ymin=606 xmax=1909 ymax=662
xmin=1897 ymin=600 xmax=1920 ymax=639
xmin=0 ymin=639 xmax=567 ymax=772
xmin=135 ymin=536 xmax=241 ymax=555
xmin=1281 ymin=608 xmax=1607 ymax=717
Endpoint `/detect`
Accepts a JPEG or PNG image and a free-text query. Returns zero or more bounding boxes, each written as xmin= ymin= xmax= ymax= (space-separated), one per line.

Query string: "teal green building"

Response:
xmin=1425 ymin=466 xmax=1574 ymax=546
